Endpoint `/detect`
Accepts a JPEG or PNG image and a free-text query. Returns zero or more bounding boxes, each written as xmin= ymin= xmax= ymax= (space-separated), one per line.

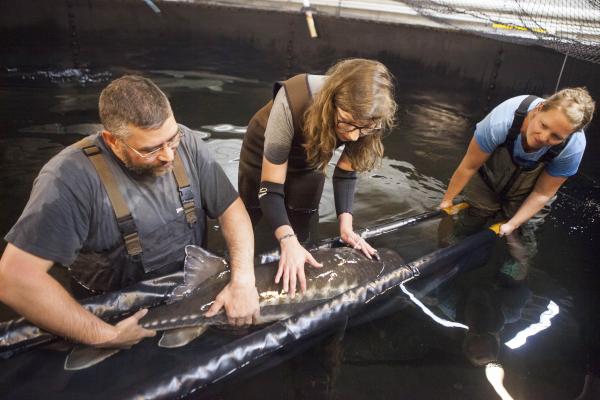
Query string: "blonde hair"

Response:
xmin=542 ymin=87 xmax=595 ymax=131
xmin=303 ymin=59 xmax=397 ymax=172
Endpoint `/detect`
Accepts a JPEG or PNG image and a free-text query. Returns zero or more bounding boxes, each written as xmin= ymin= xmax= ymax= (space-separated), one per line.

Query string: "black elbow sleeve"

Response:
xmin=332 ymin=166 xmax=357 ymax=216
xmin=258 ymin=181 xmax=290 ymax=231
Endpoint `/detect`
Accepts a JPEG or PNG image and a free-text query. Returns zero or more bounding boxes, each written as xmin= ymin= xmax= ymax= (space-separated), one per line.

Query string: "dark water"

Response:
xmin=0 ymin=66 xmax=599 ymax=400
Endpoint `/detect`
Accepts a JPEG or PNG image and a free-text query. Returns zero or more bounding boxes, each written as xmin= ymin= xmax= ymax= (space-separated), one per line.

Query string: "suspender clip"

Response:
xmin=178 ymin=185 xmax=197 ymax=226
xmin=178 ymin=185 xmax=195 ymax=204
xmin=117 ymin=214 xmax=143 ymax=257
xmin=82 ymin=145 xmax=101 ymax=157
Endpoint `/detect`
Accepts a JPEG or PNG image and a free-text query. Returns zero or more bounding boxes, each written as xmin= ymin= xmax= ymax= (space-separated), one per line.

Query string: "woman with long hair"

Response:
xmin=239 ymin=58 xmax=397 ymax=296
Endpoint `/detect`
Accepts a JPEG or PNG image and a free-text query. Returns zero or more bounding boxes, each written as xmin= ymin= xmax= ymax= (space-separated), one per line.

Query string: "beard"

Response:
xmin=120 ymin=150 xmax=173 ymax=177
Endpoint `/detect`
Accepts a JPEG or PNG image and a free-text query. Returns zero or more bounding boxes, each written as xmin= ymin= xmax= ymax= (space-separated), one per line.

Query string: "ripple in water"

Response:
xmin=4 ymin=67 xmax=113 ymax=85
xmin=549 ymin=179 xmax=600 ymax=239
xmin=207 ymin=139 xmax=447 ymax=225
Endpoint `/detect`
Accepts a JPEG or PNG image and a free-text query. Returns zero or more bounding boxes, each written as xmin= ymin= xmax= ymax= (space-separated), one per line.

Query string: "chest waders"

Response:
xmin=68 ymin=136 xmax=198 ymax=293
xmin=463 ymin=96 xmax=569 ymax=219
xmin=239 ymin=74 xmax=326 ymax=215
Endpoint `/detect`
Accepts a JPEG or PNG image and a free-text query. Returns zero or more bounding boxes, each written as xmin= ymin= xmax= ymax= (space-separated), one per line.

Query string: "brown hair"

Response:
xmin=99 ymin=75 xmax=172 ymax=138
xmin=303 ymin=59 xmax=397 ymax=172
xmin=542 ymin=87 xmax=595 ymax=131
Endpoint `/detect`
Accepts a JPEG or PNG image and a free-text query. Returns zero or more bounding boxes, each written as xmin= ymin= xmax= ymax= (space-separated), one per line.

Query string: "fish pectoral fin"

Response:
xmin=158 ymin=325 xmax=209 ymax=348
xmin=64 ymin=345 xmax=121 ymax=370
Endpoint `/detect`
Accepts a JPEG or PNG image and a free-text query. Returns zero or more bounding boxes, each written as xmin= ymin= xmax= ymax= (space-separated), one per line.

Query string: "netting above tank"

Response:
xmin=396 ymin=0 xmax=600 ymax=64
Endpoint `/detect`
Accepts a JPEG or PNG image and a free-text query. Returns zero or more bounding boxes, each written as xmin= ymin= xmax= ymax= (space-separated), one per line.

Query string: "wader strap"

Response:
xmin=539 ymin=134 xmax=571 ymax=163
xmin=505 ymin=95 xmax=571 ymax=165
xmin=505 ymin=95 xmax=539 ymax=160
xmin=478 ymin=95 xmax=539 ymax=197
xmin=281 ymin=74 xmax=311 ymax=137
xmin=73 ymin=136 xmax=143 ymax=258
xmin=172 ymin=151 xmax=197 ymax=226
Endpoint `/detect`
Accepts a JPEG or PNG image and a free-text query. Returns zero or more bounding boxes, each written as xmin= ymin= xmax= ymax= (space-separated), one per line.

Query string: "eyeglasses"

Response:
xmin=120 ymin=127 xmax=184 ymax=159
xmin=335 ymin=115 xmax=382 ymax=138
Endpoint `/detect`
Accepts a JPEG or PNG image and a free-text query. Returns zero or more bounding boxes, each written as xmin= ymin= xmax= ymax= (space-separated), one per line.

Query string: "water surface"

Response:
xmin=0 ymin=66 xmax=598 ymax=399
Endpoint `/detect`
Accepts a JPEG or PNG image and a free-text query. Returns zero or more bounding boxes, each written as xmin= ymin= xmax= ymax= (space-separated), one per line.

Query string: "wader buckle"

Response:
xmin=81 ymin=145 xmax=101 ymax=157
xmin=117 ymin=214 xmax=143 ymax=257
xmin=178 ymin=185 xmax=197 ymax=226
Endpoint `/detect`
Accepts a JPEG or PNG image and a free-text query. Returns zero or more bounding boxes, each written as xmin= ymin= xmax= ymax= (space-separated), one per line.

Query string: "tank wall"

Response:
xmin=3 ymin=1 xmax=598 ymax=91
xmin=1 ymin=0 xmax=599 ymax=173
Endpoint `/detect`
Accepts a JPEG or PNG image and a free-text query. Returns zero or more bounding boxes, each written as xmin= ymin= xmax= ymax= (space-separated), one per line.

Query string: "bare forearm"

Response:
xmin=338 ymin=212 xmax=353 ymax=233
xmin=0 ymin=267 xmax=115 ymax=345
xmin=442 ymin=165 xmax=477 ymax=204
xmin=211 ymin=198 xmax=259 ymax=323
xmin=219 ymin=198 xmax=255 ymax=285
xmin=503 ymin=172 xmax=566 ymax=232
xmin=442 ymin=137 xmax=490 ymax=207
xmin=506 ymin=191 xmax=553 ymax=229
xmin=274 ymin=224 xmax=294 ymax=240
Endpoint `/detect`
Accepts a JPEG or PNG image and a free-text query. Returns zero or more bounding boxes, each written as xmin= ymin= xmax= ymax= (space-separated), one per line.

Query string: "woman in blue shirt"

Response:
xmin=440 ymin=87 xmax=595 ymax=238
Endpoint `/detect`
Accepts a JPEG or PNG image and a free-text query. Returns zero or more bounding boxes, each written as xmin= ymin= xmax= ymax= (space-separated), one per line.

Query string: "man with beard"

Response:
xmin=0 ymin=75 xmax=259 ymax=349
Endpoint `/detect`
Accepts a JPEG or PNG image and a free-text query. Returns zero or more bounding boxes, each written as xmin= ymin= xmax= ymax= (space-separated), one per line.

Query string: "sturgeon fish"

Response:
xmin=65 ymin=245 xmax=404 ymax=370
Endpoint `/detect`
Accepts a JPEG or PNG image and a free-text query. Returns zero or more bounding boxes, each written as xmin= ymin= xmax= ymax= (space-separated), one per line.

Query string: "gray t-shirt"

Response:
xmin=5 ymin=125 xmax=237 ymax=278
xmin=264 ymin=74 xmax=327 ymax=164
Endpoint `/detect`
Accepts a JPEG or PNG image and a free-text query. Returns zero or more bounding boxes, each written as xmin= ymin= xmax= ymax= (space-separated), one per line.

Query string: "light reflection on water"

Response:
xmin=208 ymin=138 xmax=447 ymax=225
xmin=0 ymin=68 xmax=598 ymax=399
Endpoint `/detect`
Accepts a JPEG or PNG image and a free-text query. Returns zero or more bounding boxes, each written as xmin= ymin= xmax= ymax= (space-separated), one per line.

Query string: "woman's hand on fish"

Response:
xmin=205 ymin=282 xmax=260 ymax=326
xmin=276 ymin=236 xmax=322 ymax=298
xmin=340 ymin=229 xmax=377 ymax=260
xmin=339 ymin=215 xmax=377 ymax=260
xmin=95 ymin=308 xmax=156 ymax=349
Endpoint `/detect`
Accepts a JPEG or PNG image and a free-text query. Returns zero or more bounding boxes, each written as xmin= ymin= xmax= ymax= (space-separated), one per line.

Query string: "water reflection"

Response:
xmin=203 ymin=124 xmax=248 ymax=135
xmin=149 ymin=69 xmax=260 ymax=85
xmin=18 ymin=123 xmax=101 ymax=136
xmin=3 ymin=68 xmax=112 ymax=85
xmin=208 ymin=138 xmax=447 ymax=225
xmin=50 ymin=93 xmax=100 ymax=113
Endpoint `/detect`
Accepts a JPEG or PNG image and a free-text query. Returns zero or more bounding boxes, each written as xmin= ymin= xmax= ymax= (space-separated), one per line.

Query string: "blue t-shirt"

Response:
xmin=474 ymin=95 xmax=586 ymax=177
